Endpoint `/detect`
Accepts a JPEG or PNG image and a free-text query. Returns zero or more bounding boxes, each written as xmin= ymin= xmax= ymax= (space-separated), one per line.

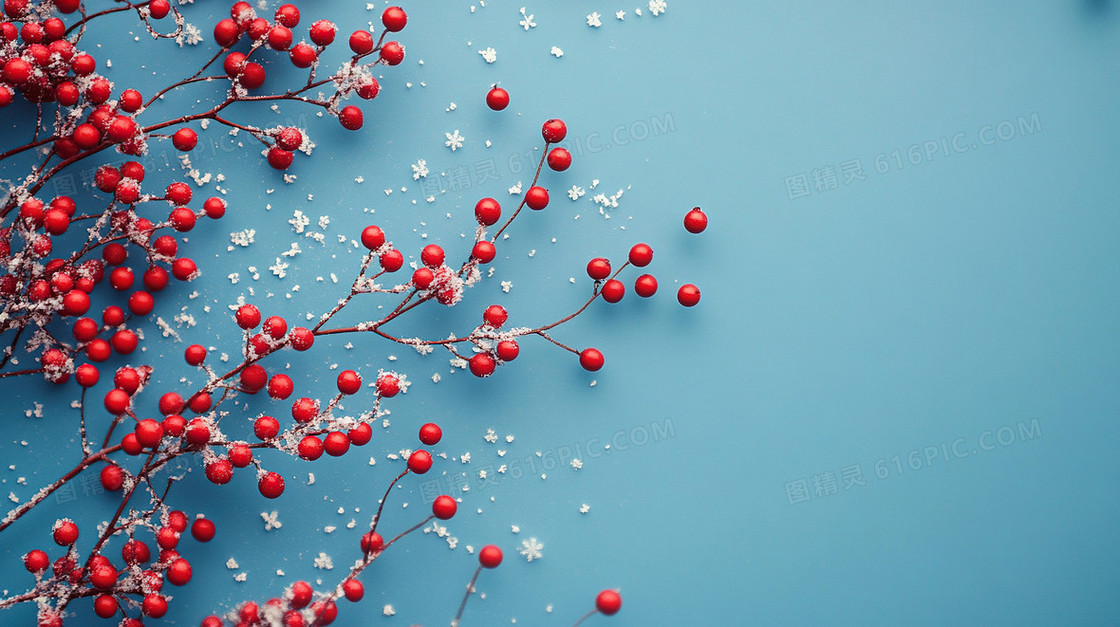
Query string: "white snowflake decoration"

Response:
xmin=518 ymin=537 xmax=544 ymax=561
xmin=444 ymin=130 xmax=465 ymax=151
xmin=518 ymin=7 xmax=536 ymax=30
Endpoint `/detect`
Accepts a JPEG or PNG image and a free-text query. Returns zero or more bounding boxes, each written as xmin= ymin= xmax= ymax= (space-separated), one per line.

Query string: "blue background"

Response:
xmin=2 ymin=1 xmax=1119 ymax=625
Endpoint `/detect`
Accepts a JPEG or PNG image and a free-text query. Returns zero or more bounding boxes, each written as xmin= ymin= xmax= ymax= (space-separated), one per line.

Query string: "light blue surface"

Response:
xmin=2 ymin=2 xmax=1119 ymax=625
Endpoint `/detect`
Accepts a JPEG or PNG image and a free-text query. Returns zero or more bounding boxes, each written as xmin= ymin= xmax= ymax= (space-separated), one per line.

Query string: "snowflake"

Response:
xmin=175 ymin=22 xmax=203 ymax=46
xmin=579 ymin=503 xmax=591 ymax=514
xmin=518 ymin=7 xmax=536 ymax=30
xmin=411 ymin=159 xmax=429 ymax=180
xmin=550 ymin=46 xmax=564 ymax=58
xmin=587 ymin=12 xmax=602 ymax=27
xmin=445 ymin=130 xmax=465 ymax=151
xmin=508 ymin=181 xmax=523 ymax=195
xmin=269 ymin=257 xmax=289 ymax=279
xmin=570 ymin=458 xmax=583 ymax=470
xmin=478 ymin=47 xmax=497 ymax=63
xmin=649 ymin=0 xmax=667 ymax=16
xmin=616 ymin=10 xmax=626 ymax=20
xmin=567 ymin=185 xmax=585 ymax=200
xmin=260 ymin=511 xmax=282 ymax=531
xmin=313 ymin=552 xmax=333 ymax=570
xmin=518 ymin=537 xmax=544 ymax=561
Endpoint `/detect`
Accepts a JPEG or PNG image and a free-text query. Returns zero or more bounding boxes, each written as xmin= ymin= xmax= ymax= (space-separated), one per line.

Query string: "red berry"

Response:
xmin=474 ymin=197 xmax=501 ymax=225
xmin=348 ymin=422 xmax=372 ymax=446
xmin=258 ymin=472 xmax=285 ymax=499
xmin=432 ymin=495 xmax=457 ymax=519
xmin=379 ymin=41 xmax=404 ymax=65
xmin=579 ymin=348 xmax=604 ymax=371
xmin=418 ymin=422 xmax=442 ymax=445
xmin=203 ymin=196 xmax=226 ymax=218
xmin=205 ymin=459 xmax=233 ymax=484
xmin=104 ymin=388 xmax=130 ymax=414
xmin=89 ymin=564 xmax=117 ymax=589
xmin=121 ymin=539 xmax=151 ymax=564
xmin=292 ymin=397 xmax=319 ymax=422
xmin=542 ymin=118 xmax=567 ymax=143
xmin=525 ymin=186 xmax=549 ymax=210
xmin=587 ymin=258 xmax=611 ymax=280
xmin=379 ymin=249 xmax=403 ymax=272
xmin=268 ymin=25 xmax=293 ymax=50
xmin=186 ymin=418 xmax=211 ymax=445
xmin=382 ymin=6 xmax=407 ymax=31
xmin=486 ymin=86 xmax=509 ymax=111
xmin=52 ymin=520 xmax=78 ymax=545
xmin=191 ymin=518 xmax=215 ymax=541
xmin=289 ymin=42 xmax=316 ymax=68
xmin=24 ymin=549 xmax=49 ymax=574
xmin=342 ymin=579 xmax=364 ymax=602
xmin=634 ymin=274 xmax=658 ymax=297
xmin=290 ymin=326 xmax=314 ymax=350
xmin=497 ymin=339 xmax=520 ymax=362
xmin=483 ymin=304 xmax=508 ymax=327
xmin=421 ymin=244 xmax=445 ymax=267
xmin=376 ymin=374 xmax=399 ymax=397
xmin=73 ymin=123 xmax=101 ymax=149
xmin=143 ymin=266 xmax=169 ymax=291
xmin=479 ymin=544 xmax=503 ymax=568
xmin=628 ymin=243 xmax=653 ymax=267
xmin=142 ymin=593 xmax=168 ymax=618
xmin=236 ymin=304 xmax=261 ymax=329
xmin=268 ymin=374 xmax=294 ymax=400
xmin=263 ymin=315 xmax=288 ymax=339
xmin=336 ymin=369 xmax=361 ymax=394
xmin=596 ymin=589 xmax=622 ymax=615
xmin=361 ymin=225 xmax=385 ymax=250
xmin=677 ymin=284 xmax=701 ymax=307
xmin=547 ymin=147 xmax=572 ymax=171
xmin=323 ymin=431 xmax=350 ymax=456
xmin=184 ymin=344 xmax=206 ymax=365
xmin=407 ymin=449 xmax=432 ymax=474
xmin=172 ymin=128 xmax=197 ymax=151
xmin=241 ymin=364 xmax=267 ymax=392
xmin=600 ymin=279 xmax=625 ymax=303
xmin=268 ymin=147 xmax=294 ymax=170
xmin=412 ymin=267 xmax=434 ymax=289
xmin=339 ymin=105 xmax=363 ymax=130
xmin=684 ymin=207 xmax=707 ymax=233
xmin=275 ymin=127 xmax=302 ymax=151
xmin=349 ymin=29 xmax=373 ymax=54
xmin=166 ymin=558 xmax=192 ymax=585
xmin=135 ymin=419 xmax=163 ymax=448
xmin=128 ymin=290 xmax=155 ymax=315
xmin=229 ymin=443 xmax=252 ymax=467
xmin=62 ymin=289 xmax=89 ymax=316
xmin=213 ymin=18 xmax=240 ymax=47
xmin=100 ymin=464 xmax=125 ymax=491
xmin=472 ymin=241 xmax=496 ymax=264
xmin=275 ymin=3 xmax=300 ymax=27
xmin=148 ymin=0 xmax=169 ymax=19
xmin=309 ymin=19 xmax=336 ymax=46
xmin=360 ymin=531 xmax=384 ymax=554
xmin=162 ymin=414 xmax=186 ymax=437
xmin=254 ymin=415 xmax=280 ymax=440
xmin=75 ymin=363 xmax=99 ymax=387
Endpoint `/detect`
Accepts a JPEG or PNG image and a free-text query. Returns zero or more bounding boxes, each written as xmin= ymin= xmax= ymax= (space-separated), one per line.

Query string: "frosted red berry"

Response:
xmin=53 ymin=520 xmax=78 ymax=545
xmin=254 ymin=415 xmax=280 ymax=440
xmin=339 ymin=105 xmax=363 ymax=130
xmin=483 ymin=304 xmax=508 ymax=327
xmin=259 ymin=472 xmax=285 ymax=499
xmin=376 ymin=374 xmax=400 ymax=397
xmin=289 ymin=327 xmax=314 ymax=351
xmin=469 ymin=353 xmax=496 ymax=378
xmin=236 ymin=304 xmax=261 ymax=329
xmin=298 ymin=435 xmax=324 ymax=460
xmin=421 ymin=244 xmax=445 ymax=267
xmin=379 ymin=41 xmax=404 ymax=65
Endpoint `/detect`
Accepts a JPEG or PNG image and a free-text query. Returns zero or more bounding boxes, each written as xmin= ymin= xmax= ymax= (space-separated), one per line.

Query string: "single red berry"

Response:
xmin=104 ymin=388 xmax=130 ymax=414
xmin=236 ymin=304 xmax=261 ymax=329
xmin=323 ymin=431 xmax=350 ymax=456
xmin=291 ymin=397 xmax=319 ymax=422
xmin=468 ymin=353 xmax=495 ymax=376
xmin=360 ymin=531 xmax=384 ymax=554
xmin=229 ymin=443 xmax=253 ymax=467
xmin=184 ymin=344 xmax=207 ymax=365
xmin=24 ymin=549 xmax=49 ymax=574
xmin=93 ymin=594 xmax=117 ymax=618
xmin=186 ymin=418 xmax=211 ymax=445
xmin=420 ymin=244 xmax=445 ymax=268
xmin=376 ymin=373 xmax=399 ymax=397
xmin=596 ymin=589 xmax=622 ymax=615
xmin=213 ymin=18 xmax=240 ymax=46
xmin=268 ymin=25 xmax=293 ymax=50
xmin=497 ymin=339 xmax=520 ymax=361
xmin=379 ymin=41 xmax=404 ymax=65
xmin=170 ymin=255 xmax=196 ymax=279
xmin=677 ymin=284 xmax=701 ymax=307
xmin=432 ymin=495 xmax=457 ymax=519
xmin=361 ymin=225 xmax=385 ymax=250
xmin=100 ymin=464 xmax=125 ymax=491
xmin=290 ymin=581 xmax=313 ymax=609
xmin=684 ymin=207 xmax=707 ymax=233
xmin=259 ymin=472 xmax=285 ymax=499
xmin=342 ymin=579 xmax=364 ymax=602
xmin=407 ymin=449 xmax=432 ymax=474
xmin=309 ymin=19 xmax=337 ymax=46
xmin=162 ymin=414 xmax=186 ymax=437
xmin=275 ymin=3 xmax=300 ymax=27
xmin=135 ymin=419 xmax=164 ymax=448
xmin=412 ymin=267 xmax=435 ymax=289
xmin=148 ymin=0 xmax=170 ymax=19
xmin=472 ymin=241 xmax=496 ymax=264
xmin=268 ymin=147 xmax=294 ymax=170
xmin=579 ymin=348 xmax=605 ymax=371
xmin=52 ymin=520 xmax=78 ymax=545
xmin=479 ymin=544 xmax=503 ymax=568
xmin=357 ymin=77 xmax=380 ymax=99
xmin=289 ymin=327 xmax=314 ymax=351
xmin=418 ymin=422 xmax=442 ymax=445
xmin=263 ymin=315 xmax=287 ymax=339
xmin=586 ymin=258 xmax=612 ymax=281
xmin=336 ymin=369 xmax=362 ymax=394
xmin=191 ymin=518 xmax=215 ymax=542
xmin=89 ymin=564 xmax=117 ymax=589
xmin=525 ymin=186 xmax=549 ymax=210
xmin=289 ymin=42 xmax=316 ymax=67
xmin=349 ymin=29 xmax=373 ymax=54
xmin=240 ymin=364 xmax=268 ymax=393
xmin=348 ymin=422 xmax=372 ymax=446
xmin=628 ymin=243 xmax=653 ymax=267
xmin=172 ymin=128 xmax=197 ymax=151
xmin=62 ymin=289 xmax=89 ymax=316
xmin=382 ymin=6 xmax=407 ymax=31
xmin=166 ymin=558 xmax=192 ymax=585
xmin=474 ymin=197 xmax=501 ymax=225
xmin=542 ymin=118 xmax=567 ymax=143
xmin=75 ymin=363 xmax=99 ymax=387
xmin=142 ymin=266 xmax=170 ymax=291
xmin=142 ymin=593 xmax=168 ymax=618
xmin=128 ymin=290 xmax=155 ymax=316
xmin=254 ymin=415 xmax=280 ymax=440
xmin=121 ymin=539 xmax=151 ymax=564
xmin=486 ymin=86 xmax=509 ymax=111
xmin=634 ymin=274 xmax=658 ymax=297
xmin=205 ymin=459 xmax=233 ymax=484
xmin=601 ymin=279 xmax=625 ymax=303
xmin=483 ymin=304 xmax=508 ymax=327
xmin=339 ymin=105 xmax=363 ymax=130
xmin=547 ymin=147 xmax=572 ymax=171
xmin=268 ymin=374 xmax=294 ymax=400
xmin=203 ymin=196 xmax=227 ymax=218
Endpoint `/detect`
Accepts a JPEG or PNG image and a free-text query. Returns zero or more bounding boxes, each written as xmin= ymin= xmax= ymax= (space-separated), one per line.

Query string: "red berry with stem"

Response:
xmin=337 ymin=370 xmax=362 ymax=394
xmin=579 ymin=348 xmax=605 ymax=371
xmin=684 ymin=207 xmax=708 ymax=233
xmin=360 ymin=531 xmax=384 ymax=554
xmin=259 ymin=472 xmax=285 ymax=499
xmin=361 ymin=225 xmax=385 ymax=250
xmin=601 ymin=279 xmax=625 ymax=303
xmin=483 ymin=304 xmax=508 ymax=327
xmin=408 ymin=449 xmax=432 ymax=473
xmin=376 ymin=373 xmax=400 ymax=397
xmin=289 ymin=42 xmax=316 ymax=67
xmin=421 ymin=244 xmax=445 ymax=267
xmin=24 ymin=550 xmax=49 ymax=574
xmin=52 ymin=520 xmax=78 ymax=545
xmin=184 ymin=344 xmax=206 ymax=365
xmin=268 ymin=25 xmax=293 ymax=50
xmin=292 ymin=397 xmax=319 ymax=422
xmin=677 ymin=284 xmax=701 ymax=307
xmin=191 ymin=518 xmax=215 ymax=542
xmin=475 ymin=197 xmax=502 ymax=225
xmin=339 ymin=105 xmax=363 ymax=130
xmin=634 ymin=273 xmax=658 ymax=297
xmin=418 ymin=422 xmax=442 ymax=445
xmin=628 ymin=243 xmax=653 ymax=267
xmin=587 ymin=258 xmax=611 ymax=280
xmin=486 ymin=86 xmax=509 ymax=111
xmin=596 ymin=590 xmax=622 ymax=615
xmin=229 ymin=443 xmax=253 ymax=467
xmin=213 ymin=18 xmax=239 ymax=46
xmin=343 ymin=579 xmax=364 ymax=602
xmin=104 ymin=388 xmax=130 ymax=414
xmin=348 ymin=422 xmax=372 ymax=445
xmin=497 ymin=339 xmax=519 ymax=361
xmin=412 ymin=267 xmax=434 ymax=289
xmin=472 ymin=241 xmax=496 ymax=263
xmin=382 ymin=6 xmax=407 ymax=31
xmin=263 ymin=315 xmax=288 ymax=339
xmin=547 ymin=147 xmax=572 ymax=171
xmin=254 ymin=415 xmax=280 ymax=440
xmin=134 ymin=419 xmax=163 ymax=448
xmin=236 ymin=304 xmax=261 ymax=329
xmin=290 ymin=326 xmax=314 ymax=350
xmin=380 ymin=248 xmax=404 ymax=271
xmin=186 ymin=418 xmax=211 ymax=445
xmin=432 ymin=495 xmax=457 ymax=519
xmin=205 ymin=459 xmax=233 ymax=484
xmin=349 ymin=29 xmax=373 ymax=54
xmin=525 ymin=186 xmax=549 ymax=210
xmin=469 ymin=353 xmax=496 ymax=377
xmin=309 ymin=20 xmax=336 ymax=46
xmin=380 ymin=41 xmax=404 ymax=65
xmin=93 ymin=594 xmax=117 ymax=617
xmin=479 ymin=545 xmax=503 ymax=568
xmin=149 ymin=0 xmax=170 ymax=19
xmin=75 ymin=364 xmax=99 ymax=387
xmin=542 ymin=118 xmax=567 ymax=143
